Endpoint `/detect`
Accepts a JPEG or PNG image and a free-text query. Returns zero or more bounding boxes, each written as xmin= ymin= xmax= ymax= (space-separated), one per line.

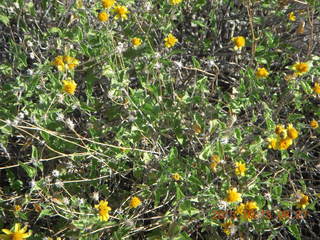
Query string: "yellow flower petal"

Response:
xmin=1 ymin=229 xmax=12 ymax=235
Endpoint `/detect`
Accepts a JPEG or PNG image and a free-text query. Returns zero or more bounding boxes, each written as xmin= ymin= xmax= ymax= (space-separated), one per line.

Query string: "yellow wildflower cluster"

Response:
xmin=164 ymin=33 xmax=178 ymax=48
xmin=296 ymin=193 xmax=309 ymax=209
xmin=14 ymin=205 xmax=22 ymax=212
xmin=220 ymin=220 xmax=235 ymax=236
xmin=267 ymin=124 xmax=299 ymax=150
xmin=169 ymin=0 xmax=183 ymax=5
xmin=255 ymin=67 xmax=269 ymax=78
xmin=0 ymin=223 xmax=32 ymax=240
xmin=313 ymin=82 xmax=320 ymax=94
xmin=210 ymin=154 xmax=220 ymax=172
xmin=97 ymin=1 xmax=129 ymax=22
xmin=232 ymin=36 xmax=245 ymax=51
xmin=310 ymin=119 xmax=319 ymax=129
xmin=235 ymin=162 xmax=247 ymax=176
xmin=62 ymin=78 xmax=77 ymax=95
xmin=95 ymin=200 xmax=112 ymax=221
xmin=98 ymin=11 xmax=109 ymax=22
xmin=171 ymin=173 xmax=181 ymax=181
xmin=131 ymin=37 xmax=142 ymax=47
xmin=288 ymin=12 xmax=296 ymax=21
xmin=292 ymin=62 xmax=310 ymax=76
xmin=52 ymin=55 xmax=79 ymax=72
xmin=113 ymin=5 xmax=129 ymax=20
xmin=225 ymin=188 xmax=242 ymax=203
xmin=102 ymin=0 xmax=115 ymax=8
xmin=129 ymin=196 xmax=142 ymax=208
xmin=235 ymin=201 xmax=259 ymax=221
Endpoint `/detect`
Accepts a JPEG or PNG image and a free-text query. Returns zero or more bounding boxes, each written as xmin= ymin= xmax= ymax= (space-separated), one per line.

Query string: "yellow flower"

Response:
xmin=310 ymin=119 xmax=319 ymax=129
xmin=98 ymin=11 xmax=109 ymax=22
xmin=221 ymin=220 xmax=234 ymax=236
xmin=236 ymin=202 xmax=258 ymax=221
xmin=296 ymin=193 xmax=309 ymax=209
xmin=14 ymin=205 xmax=22 ymax=212
xmin=267 ymin=137 xmax=278 ymax=150
xmin=210 ymin=155 xmax=220 ymax=172
xmin=169 ymin=0 xmax=183 ymax=5
xmin=278 ymin=137 xmax=293 ymax=150
xmin=225 ymin=188 xmax=242 ymax=203
xmin=275 ymin=124 xmax=286 ymax=137
xmin=95 ymin=200 xmax=112 ymax=222
xmin=235 ymin=203 xmax=245 ymax=215
xmin=192 ymin=123 xmax=202 ymax=134
xmin=211 ymin=154 xmax=220 ymax=163
xmin=245 ymin=201 xmax=258 ymax=210
xmin=129 ymin=196 xmax=142 ymax=208
xmin=113 ymin=5 xmax=129 ymax=21
xmin=287 ymin=124 xmax=298 ymax=140
xmin=1 ymin=223 xmax=32 ymax=240
xmin=235 ymin=162 xmax=247 ymax=176
xmin=243 ymin=201 xmax=259 ymax=221
xmin=313 ymin=82 xmax=320 ymax=94
xmin=232 ymin=36 xmax=245 ymax=51
xmin=288 ymin=12 xmax=296 ymax=21
xmin=210 ymin=162 xmax=218 ymax=172
xmin=292 ymin=62 xmax=310 ymax=76
xmin=255 ymin=67 xmax=269 ymax=78
xmin=171 ymin=173 xmax=181 ymax=181
xmin=131 ymin=37 xmax=142 ymax=47
xmin=102 ymin=0 xmax=115 ymax=8
xmin=164 ymin=33 xmax=178 ymax=48
xmin=52 ymin=55 xmax=79 ymax=72
xmin=62 ymin=78 xmax=77 ymax=95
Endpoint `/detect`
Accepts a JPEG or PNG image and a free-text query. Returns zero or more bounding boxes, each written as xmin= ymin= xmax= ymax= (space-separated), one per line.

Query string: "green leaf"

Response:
xmin=19 ymin=161 xmax=37 ymax=178
xmin=175 ymin=185 xmax=184 ymax=200
xmin=32 ymin=146 xmax=38 ymax=161
xmin=271 ymin=185 xmax=282 ymax=200
xmin=0 ymin=14 xmax=10 ymax=26
xmin=168 ymin=147 xmax=178 ymax=162
xmin=278 ymin=172 xmax=288 ymax=184
xmin=287 ymin=224 xmax=301 ymax=240
xmin=38 ymin=208 xmax=53 ymax=219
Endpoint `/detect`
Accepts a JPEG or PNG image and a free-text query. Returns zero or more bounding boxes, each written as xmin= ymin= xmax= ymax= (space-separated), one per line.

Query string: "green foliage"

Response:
xmin=0 ymin=0 xmax=319 ymax=239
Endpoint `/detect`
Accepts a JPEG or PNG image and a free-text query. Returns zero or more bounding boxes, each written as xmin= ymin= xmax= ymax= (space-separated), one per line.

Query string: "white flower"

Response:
xmin=174 ymin=61 xmax=183 ymax=68
xmin=29 ymin=52 xmax=35 ymax=59
xmin=116 ymin=42 xmax=126 ymax=54
xmin=208 ymin=59 xmax=217 ymax=67
xmin=55 ymin=180 xmax=64 ymax=188
xmin=144 ymin=1 xmax=152 ymax=11
xmin=154 ymin=62 xmax=162 ymax=70
xmin=93 ymin=192 xmax=99 ymax=201
xmin=128 ymin=114 xmax=136 ymax=121
xmin=56 ymin=113 xmax=64 ymax=122
xmin=17 ymin=112 xmax=25 ymax=119
xmin=264 ymin=192 xmax=272 ymax=201
xmin=26 ymin=40 xmax=33 ymax=47
xmin=57 ymin=93 xmax=65 ymax=103
xmin=220 ymin=136 xmax=229 ymax=144
xmin=52 ymin=170 xmax=60 ymax=177
xmin=63 ymin=197 xmax=70 ymax=205
xmin=65 ymin=118 xmax=75 ymax=130
xmin=30 ymin=180 xmax=36 ymax=188
xmin=154 ymin=52 xmax=161 ymax=58
xmin=26 ymin=69 xmax=33 ymax=76
xmin=217 ymin=200 xmax=228 ymax=210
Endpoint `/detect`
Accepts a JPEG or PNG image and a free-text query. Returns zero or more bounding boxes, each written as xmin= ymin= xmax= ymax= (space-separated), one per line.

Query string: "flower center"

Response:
xmin=12 ymin=233 xmax=25 ymax=240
